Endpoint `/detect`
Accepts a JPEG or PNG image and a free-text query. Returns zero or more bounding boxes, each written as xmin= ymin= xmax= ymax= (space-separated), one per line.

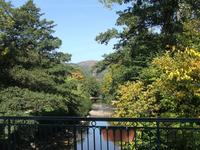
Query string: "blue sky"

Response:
xmin=11 ymin=0 xmax=121 ymax=63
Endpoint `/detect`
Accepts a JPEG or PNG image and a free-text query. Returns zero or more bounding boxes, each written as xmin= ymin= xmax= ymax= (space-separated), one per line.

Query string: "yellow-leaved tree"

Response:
xmin=114 ymin=48 xmax=200 ymax=118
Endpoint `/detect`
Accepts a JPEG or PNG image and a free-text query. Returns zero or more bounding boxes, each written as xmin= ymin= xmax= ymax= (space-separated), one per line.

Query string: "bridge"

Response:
xmin=0 ymin=116 xmax=200 ymax=150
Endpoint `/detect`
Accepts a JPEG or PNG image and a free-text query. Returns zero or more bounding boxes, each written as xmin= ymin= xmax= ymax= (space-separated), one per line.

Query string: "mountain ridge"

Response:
xmin=77 ymin=60 xmax=98 ymax=77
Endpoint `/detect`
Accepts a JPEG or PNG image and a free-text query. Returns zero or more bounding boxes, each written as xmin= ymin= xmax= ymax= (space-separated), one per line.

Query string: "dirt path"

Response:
xmin=89 ymin=103 xmax=115 ymax=117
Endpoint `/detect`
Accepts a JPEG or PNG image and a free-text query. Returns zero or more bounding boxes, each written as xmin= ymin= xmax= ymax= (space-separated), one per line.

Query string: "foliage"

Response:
xmin=97 ymin=1 xmax=200 ymax=148
xmin=97 ymin=0 xmax=200 ymax=102
xmin=66 ymin=69 xmax=92 ymax=116
xmin=84 ymin=76 xmax=101 ymax=97
xmin=99 ymin=0 xmax=123 ymax=8
xmin=114 ymin=48 xmax=200 ymax=118
xmin=112 ymin=47 xmax=200 ymax=149
xmin=0 ymin=0 xmax=91 ymax=116
xmin=101 ymin=64 xmax=133 ymax=101
xmin=0 ymin=86 xmax=69 ymax=116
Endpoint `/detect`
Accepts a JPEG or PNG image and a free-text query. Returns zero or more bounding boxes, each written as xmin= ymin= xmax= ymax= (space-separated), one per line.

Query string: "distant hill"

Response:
xmin=77 ymin=60 xmax=97 ymax=76
xmin=76 ymin=60 xmax=105 ymax=80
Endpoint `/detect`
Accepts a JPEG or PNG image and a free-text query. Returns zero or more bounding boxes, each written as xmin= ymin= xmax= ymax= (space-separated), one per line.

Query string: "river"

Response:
xmin=76 ymin=102 xmax=121 ymax=150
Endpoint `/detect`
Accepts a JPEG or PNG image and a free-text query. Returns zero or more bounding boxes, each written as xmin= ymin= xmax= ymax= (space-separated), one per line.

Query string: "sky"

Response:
xmin=10 ymin=0 xmax=122 ymax=63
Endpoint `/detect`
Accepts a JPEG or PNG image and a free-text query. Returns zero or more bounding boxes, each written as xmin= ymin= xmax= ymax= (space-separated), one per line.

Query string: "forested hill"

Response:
xmin=77 ymin=60 xmax=97 ymax=76
xmin=67 ymin=60 xmax=102 ymax=98
xmin=75 ymin=60 xmax=106 ymax=81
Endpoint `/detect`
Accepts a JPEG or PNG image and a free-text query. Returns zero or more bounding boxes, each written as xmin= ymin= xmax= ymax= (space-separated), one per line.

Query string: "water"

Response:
xmin=76 ymin=102 xmax=120 ymax=150
xmin=76 ymin=121 xmax=120 ymax=150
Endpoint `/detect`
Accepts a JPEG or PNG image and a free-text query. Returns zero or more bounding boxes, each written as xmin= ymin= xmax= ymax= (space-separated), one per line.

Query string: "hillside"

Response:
xmin=76 ymin=60 xmax=105 ymax=80
xmin=77 ymin=60 xmax=97 ymax=76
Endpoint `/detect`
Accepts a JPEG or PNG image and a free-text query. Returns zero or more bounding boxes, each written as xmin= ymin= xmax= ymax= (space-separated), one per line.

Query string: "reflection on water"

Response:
xmin=76 ymin=121 xmax=134 ymax=150
xmin=101 ymin=128 xmax=134 ymax=143
xmin=76 ymin=121 xmax=120 ymax=150
xmin=75 ymin=102 xmax=135 ymax=150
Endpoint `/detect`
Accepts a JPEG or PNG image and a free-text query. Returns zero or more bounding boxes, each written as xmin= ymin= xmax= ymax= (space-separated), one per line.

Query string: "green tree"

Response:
xmin=97 ymin=0 xmax=200 ymax=70
xmin=96 ymin=0 xmax=200 ymax=102
xmin=97 ymin=1 xmax=200 ymax=149
xmin=0 ymin=0 xmax=91 ymax=116
xmin=85 ymin=76 xmax=101 ymax=97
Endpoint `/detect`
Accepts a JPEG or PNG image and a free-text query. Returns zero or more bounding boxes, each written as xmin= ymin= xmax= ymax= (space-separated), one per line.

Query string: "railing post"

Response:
xmin=73 ymin=126 xmax=77 ymax=150
xmin=7 ymin=118 xmax=11 ymax=150
xmin=156 ymin=121 xmax=160 ymax=150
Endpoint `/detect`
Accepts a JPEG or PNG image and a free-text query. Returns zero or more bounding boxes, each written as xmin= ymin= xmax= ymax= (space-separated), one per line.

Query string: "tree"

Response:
xmin=0 ymin=0 xmax=91 ymax=116
xmin=114 ymin=48 xmax=200 ymax=118
xmin=113 ymin=47 xmax=200 ymax=149
xmin=96 ymin=0 xmax=200 ymax=102
xmin=85 ymin=76 xmax=101 ymax=97
xmin=97 ymin=1 xmax=200 ymax=148
xmin=97 ymin=0 xmax=200 ymax=70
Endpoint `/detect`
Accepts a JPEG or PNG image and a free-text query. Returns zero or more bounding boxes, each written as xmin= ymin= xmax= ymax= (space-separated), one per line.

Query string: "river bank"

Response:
xmin=89 ymin=103 xmax=115 ymax=117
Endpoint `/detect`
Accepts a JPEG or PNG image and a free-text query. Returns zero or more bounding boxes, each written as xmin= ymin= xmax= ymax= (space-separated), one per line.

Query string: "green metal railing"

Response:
xmin=0 ymin=117 xmax=200 ymax=150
